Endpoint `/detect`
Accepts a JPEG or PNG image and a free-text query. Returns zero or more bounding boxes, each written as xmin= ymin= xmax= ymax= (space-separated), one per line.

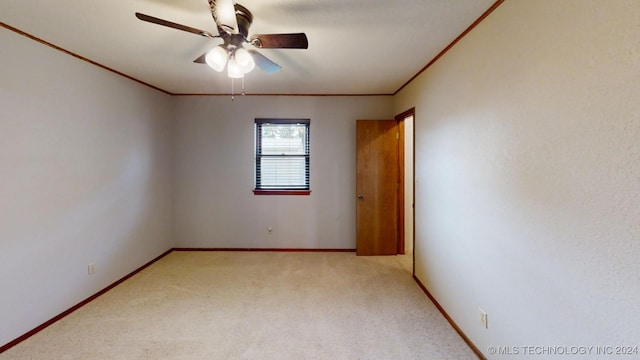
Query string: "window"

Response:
xmin=254 ymin=118 xmax=310 ymax=195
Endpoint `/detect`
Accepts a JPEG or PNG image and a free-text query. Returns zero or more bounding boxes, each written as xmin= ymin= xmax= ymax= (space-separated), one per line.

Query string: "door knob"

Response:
xmin=357 ymin=194 xmax=364 ymax=200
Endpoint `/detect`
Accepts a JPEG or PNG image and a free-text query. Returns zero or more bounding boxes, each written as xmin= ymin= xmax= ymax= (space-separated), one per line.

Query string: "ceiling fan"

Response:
xmin=135 ymin=0 xmax=308 ymax=79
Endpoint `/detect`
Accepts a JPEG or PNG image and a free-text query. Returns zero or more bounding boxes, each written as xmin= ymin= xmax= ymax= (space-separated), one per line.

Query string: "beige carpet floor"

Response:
xmin=1 ymin=251 xmax=476 ymax=359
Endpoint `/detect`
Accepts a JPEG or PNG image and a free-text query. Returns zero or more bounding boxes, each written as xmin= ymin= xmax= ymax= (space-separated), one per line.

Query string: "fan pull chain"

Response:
xmin=241 ymin=77 xmax=245 ymax=96
xmin=231 ymin=78 xmax=235 ymax=101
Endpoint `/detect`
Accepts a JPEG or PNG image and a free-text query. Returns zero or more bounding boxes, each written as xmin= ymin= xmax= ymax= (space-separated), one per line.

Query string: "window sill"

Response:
xmin=253 ymin=190 xmax=311 ymax=196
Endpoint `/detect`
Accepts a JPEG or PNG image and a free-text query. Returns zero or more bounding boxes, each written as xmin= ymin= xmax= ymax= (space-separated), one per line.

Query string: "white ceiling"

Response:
xmin=1 ymin=0 xmax=496 ymax=95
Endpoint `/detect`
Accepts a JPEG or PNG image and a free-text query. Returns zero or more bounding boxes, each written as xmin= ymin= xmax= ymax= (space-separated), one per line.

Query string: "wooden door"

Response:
xmin=356 ymin=120 xmax=399 ymax=255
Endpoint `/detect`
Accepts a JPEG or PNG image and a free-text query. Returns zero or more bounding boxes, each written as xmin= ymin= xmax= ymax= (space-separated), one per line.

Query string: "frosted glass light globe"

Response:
xmin=205 ymin=46 xmax=228 ymax=72
xmin=235 ymin=48 xmax=255 ymax=74
xmin=227 ymin=59 xmax=244 ymax=78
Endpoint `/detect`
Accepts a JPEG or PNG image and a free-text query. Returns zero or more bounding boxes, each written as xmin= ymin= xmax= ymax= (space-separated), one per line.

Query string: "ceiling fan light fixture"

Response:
xmin=205 ymin=45 xmax=228 ymax=72
xmin=136 ymin=2 xmax=308 ymax=83
xmin=227 ymin=58 xmax=244 ymax=78
xmin=234 ymin=48 xmax=255 ymax=74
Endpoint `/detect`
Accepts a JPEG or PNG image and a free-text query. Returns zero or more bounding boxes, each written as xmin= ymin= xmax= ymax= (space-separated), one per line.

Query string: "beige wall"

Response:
xmin=0 ymin=29 xmax=174 ymax=345
xmin=173 ymin=95 xmax=394 ymax=249
xmin=395 ymin=0 xmax=640 ymax=356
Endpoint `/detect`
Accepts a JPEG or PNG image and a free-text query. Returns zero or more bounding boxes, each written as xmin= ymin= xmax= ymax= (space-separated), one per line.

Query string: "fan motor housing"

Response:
xmin=234 ymin=3 xmax=253 ymax=38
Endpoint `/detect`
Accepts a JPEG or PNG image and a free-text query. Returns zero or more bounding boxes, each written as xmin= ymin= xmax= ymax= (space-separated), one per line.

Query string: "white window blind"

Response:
xmin=255 ymin=119 xmax=310 ymax=190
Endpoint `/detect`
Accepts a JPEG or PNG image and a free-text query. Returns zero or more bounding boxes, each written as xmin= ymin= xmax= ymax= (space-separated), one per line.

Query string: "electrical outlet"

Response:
xmin=480 ymin=309 xmax=488 ymax=329
xmin=88 ymin=263 xmax=96 ymax=275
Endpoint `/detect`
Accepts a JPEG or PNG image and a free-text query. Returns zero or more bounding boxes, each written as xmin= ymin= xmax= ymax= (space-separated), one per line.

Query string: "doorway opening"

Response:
xmin=355 ymin=109 xmax=415 ymax=274
xmin=397 ymin=108 xmax=415 ymax=274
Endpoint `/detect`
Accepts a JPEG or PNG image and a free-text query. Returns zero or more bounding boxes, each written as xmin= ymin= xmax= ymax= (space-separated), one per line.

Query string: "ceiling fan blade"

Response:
xmin=194 ymin=53 xmax=207 ymax=64
xmin=136 ymin=12 xmax=216 ymax=38
xmin=208 ymin=0 xmax=238 ymax=33
xmin=249 ymin=50 xmax=282 ymax=73
xmin=250 ymin=33 xmax=308 ymax=49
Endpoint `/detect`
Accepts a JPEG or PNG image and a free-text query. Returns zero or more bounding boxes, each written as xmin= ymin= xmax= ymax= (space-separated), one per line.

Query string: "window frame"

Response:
xmin=253 ymin=118 xmax=311 ymax=196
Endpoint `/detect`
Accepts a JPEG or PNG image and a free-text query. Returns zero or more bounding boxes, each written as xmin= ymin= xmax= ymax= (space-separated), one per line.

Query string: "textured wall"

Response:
xmin=173 ymin=95 xmax=394 ymax=249
xmin=0 ymin=29 xmax=174 ymax=346
xmin=395 ymin=0 xmax=640 ymax=356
